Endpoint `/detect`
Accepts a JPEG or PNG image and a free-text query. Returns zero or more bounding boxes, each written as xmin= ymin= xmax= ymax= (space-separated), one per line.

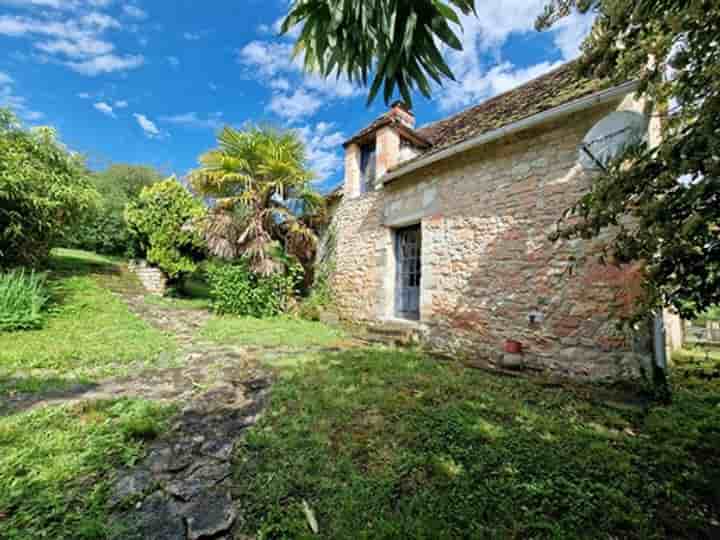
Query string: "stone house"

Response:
xmin=328 ymin=62 xmax=658 ymax=382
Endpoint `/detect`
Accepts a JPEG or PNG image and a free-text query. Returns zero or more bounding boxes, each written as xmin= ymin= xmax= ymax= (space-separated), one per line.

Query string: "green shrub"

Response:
xmin=207 ymin=260 xmax=302 ymax=317
xmin=0 ymin=268 xmax=49 ymax=331
xmin=125 ymin=178 xmax=207 ymax=280
xmin=69 ymin=165 xmax=163 ymax=256
xmin=298 ymin=223 xmax=336 ymax=321
xmin=0 ymin=109 xmax=98 ymax=267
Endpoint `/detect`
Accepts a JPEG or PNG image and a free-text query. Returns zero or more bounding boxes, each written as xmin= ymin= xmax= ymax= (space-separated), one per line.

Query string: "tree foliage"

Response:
xmin=125 ymin=178 xmax=207 ymax=280
xmin=282 ymin=0 xmax=475 ymax=106
xmin=70 ymin=164 xmax=163 ymax=255
xmin=0 ymin=108 xmax=97 ymax=267
xmin=206 ymin=259 xmax=303 ymax=317
xmin=539 ymin=0 xmax=720 ymax=321
xmin=189 ymin=125 xmax=324 ymax=278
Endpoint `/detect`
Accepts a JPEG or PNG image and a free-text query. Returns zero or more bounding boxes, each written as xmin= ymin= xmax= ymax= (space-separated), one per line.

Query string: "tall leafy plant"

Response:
xmin=189 ymin=126 xmax=325 ymax=278
xmin=0 ymin=108 xmax=97 ymax=267
xmin=537 ymin=0 xmax=720 ymax=323
xmin=71 ymin=164 xmax=163 ymax=255
xmin=282 ymin=0 xmax=476 ymax=106
xmin=0 ymin=269 xmax=49 ymax=331
xmin=206 ymin=259 xmax=303 ymax=317
xmin=125 ymin=178 xmax=207 ymax=280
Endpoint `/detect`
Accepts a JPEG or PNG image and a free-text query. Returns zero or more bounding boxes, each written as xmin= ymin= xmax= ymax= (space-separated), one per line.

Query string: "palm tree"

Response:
xmin=281 ymin=0 xmax=476 ymax=106
xmin=189 ymin=125 xmax=325 ymax=277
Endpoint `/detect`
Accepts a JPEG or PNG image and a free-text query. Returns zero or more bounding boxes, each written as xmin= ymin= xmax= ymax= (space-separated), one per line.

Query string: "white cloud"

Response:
xmin=268 ymin=88 xmax=322 ymax=123
xmin=552 ymin=10 xmax=595 ymax=59
xmin=133 ymin=112 xmax=162 ymax=138
xmin=79 ymin=12 xmax=120 ymax=31
xmin=0 ymin=72 xmax=44 ymax=121
xmin=160 ymin=112 xmax=224 ymax=131
xmin=0 ymin=5 xmax=147 ymax=77
xmin=295 ymin=122 xmax=346 ymax=184
xmin=238 ymin=41 xmax=296 ymax=77
xmin=93 ymin=101 xmax=115 ymax=117
xmin=439 ymin=60 xmax=565 ymax=111
xmin=122 ymin=5 xmax=147 ymax=20
xmin=114 ymin=99 xmax=127 ymax=108
xmin=77 ymin=91 xmax=91 ymax=99
xmin=303 ymin=73 xmax=361 ymax=99
xmin=258 ymin=16 xmax=302 ymax=40
xmin=183 ymin=31 xmax=200 ymax=41
xmin=238 ymin=38 xmax=361 ymax=122
xmin=66 ymin=53 xmax=144 ymax=75
xmin=166 ymin=55 xmax=180 ymax=67
xmin=0 ymin=0 xmax=114 ymax=9
xmin=435 ymin=0 xmax=595 ymax=111
xmin=35 ymin=36 xmax=114 ymax=58
xmin=269 ymin=78 xmax=290 ymax=91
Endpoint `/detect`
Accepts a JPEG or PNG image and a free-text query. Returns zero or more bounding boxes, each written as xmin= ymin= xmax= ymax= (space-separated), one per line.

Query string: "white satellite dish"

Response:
xmin=579 ymin=111 xmax=648 ymax=172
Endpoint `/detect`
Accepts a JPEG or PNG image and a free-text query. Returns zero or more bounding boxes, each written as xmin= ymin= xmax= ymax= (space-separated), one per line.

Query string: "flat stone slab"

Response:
xmin=117 ymin=491 xmax=186 ymax=540
xmin=110 ymin=468 xmax=154 ymax=507
xmin=163 ymin=460 xmax=232 ymax=501
xmin=185 ymin=489 xmax=238 ymax=540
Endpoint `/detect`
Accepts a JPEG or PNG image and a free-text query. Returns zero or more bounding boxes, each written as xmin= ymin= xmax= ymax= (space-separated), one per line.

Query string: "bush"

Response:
xmin=125 ymin=178 xmax=207 ymax=280
xmin=69 ymin=165 xmax=163 ymax=256
xmin=298 ymin=223 xmax=336 ymax=321
xmin=0 ymin=269 xmax=49 ymax=331
xmin=207 ymin=260 xmax=302 ymax=317
xmin=0 ymin=109 xmax=98 ymax=267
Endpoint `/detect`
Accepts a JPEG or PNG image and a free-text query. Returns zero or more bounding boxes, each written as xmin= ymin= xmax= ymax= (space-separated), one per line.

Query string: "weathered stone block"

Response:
xmin=129 ymin=260 xmax=168 ymax=296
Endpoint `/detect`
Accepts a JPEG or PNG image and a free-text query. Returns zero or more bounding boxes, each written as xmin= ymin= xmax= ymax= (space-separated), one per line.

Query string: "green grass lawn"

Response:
xmin=233 ymin=348 xmax=720 ymax=539
xmin=0 ymin=250 xmax=180 ymax=539
xmin=0 ymin=249 xmax=177 ymax=395
xmin=202 ymin=316 xmax=349 ymax=349
xmin=0 ymin=398 xmax=175 ymax=540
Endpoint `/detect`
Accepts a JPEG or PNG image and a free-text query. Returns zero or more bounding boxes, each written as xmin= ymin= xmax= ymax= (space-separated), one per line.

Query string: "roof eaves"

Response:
xmin=383 ymin=80 xmax=640 ymax=185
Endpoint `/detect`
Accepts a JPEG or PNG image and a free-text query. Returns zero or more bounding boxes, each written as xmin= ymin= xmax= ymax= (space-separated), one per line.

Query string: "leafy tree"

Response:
xmin=125 ymin=178 xmax=207 ymax=280
xmin=282 ymin=0 xmax=475 ymax=106
xmin=537 ymin=0 xmax=720 ymax=322
xmin=189 ymin=126 xmax=324 ymax=278
xmin=71 ymin=164 xmax=163 ymax=255
xmin=0 ymin=108 xmax=97 ymax=267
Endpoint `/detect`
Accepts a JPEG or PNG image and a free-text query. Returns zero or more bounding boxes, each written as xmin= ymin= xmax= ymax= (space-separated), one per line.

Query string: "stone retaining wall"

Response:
xmin=129 ymin=260 xmax=168 ymax=296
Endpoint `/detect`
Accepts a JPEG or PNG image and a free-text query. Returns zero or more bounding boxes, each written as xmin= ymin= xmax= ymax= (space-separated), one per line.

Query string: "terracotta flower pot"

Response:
xmin=504 ymin=340 xmax=523 ymax=354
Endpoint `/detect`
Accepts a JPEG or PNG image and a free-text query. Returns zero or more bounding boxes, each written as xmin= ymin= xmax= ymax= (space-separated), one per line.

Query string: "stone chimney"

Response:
xmin=376 ymin=102 xmax=415 ymax=180
xmin=388 ymin=101 xmax=416 ymax=129
xmin=344 ymin=102 xmax=416 ymax=197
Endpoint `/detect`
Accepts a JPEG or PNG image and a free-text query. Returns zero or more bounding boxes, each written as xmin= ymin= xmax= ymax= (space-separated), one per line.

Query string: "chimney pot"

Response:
xmin=389 ymin=101 xmax=415 ymax=129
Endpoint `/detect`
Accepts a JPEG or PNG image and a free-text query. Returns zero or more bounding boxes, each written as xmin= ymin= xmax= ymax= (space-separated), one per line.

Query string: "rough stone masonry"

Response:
xmin=329 ymin=68 xmax=655 ymax=383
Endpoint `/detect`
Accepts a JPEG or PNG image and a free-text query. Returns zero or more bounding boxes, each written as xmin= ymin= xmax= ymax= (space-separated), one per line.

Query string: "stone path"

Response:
xmin=103 ymin=291 xmax=271 ymax=539
xmin=4 ymin=269 xmax=272 ymax=539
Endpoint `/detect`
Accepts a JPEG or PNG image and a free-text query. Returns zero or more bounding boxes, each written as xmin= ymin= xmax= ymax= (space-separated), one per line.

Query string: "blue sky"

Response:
xmin=0 ymin=1 xmax=593 ymax=192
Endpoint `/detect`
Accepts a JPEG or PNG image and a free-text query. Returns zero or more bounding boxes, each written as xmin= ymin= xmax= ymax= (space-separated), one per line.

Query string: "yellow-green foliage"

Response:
xmin=0 ymin=269 xmax=48 ymax=331
xmin=125 ymin=178 xmax=207 ymax=279
xmin=0 ymin=108 xmax=98 ymax=267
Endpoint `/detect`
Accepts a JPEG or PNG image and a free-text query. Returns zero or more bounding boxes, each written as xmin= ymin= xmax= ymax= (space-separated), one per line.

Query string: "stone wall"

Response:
xmin=129 ymin=260 xmax=168 ymax=296
xmin=332 ymin=98 xmax=652 ymax=382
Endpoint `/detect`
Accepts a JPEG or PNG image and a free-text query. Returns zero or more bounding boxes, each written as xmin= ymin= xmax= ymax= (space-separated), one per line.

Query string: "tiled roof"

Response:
xmin=343 ymin=114 xmax=432 ymax=149
xmin=337 ymin=61 xmax=617 ymax=190
xmin=410 ymin=61 xmax=611 ymax=161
